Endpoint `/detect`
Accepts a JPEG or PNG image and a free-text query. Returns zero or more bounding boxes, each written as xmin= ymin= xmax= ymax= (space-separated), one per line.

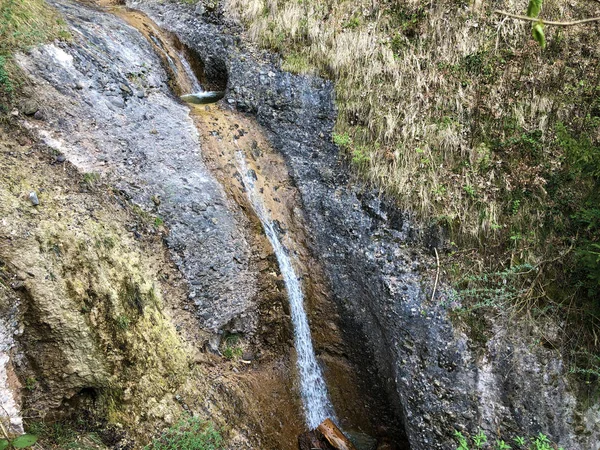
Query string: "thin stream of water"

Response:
xmin=179 ymin=51 xmax=203 ymax=93
xmin=235 ymin=150 xmax=336 ymax=429
xmin=175 ymin=46 xmax=335 ymax=429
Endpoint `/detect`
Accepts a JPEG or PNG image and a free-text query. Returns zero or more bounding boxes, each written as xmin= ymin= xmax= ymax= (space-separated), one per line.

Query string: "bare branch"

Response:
xmin=494 ymin=10 xmax=600 ymax=26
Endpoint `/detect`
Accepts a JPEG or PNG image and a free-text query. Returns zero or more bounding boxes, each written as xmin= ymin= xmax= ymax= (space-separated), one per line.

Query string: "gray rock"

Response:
xmin=18 ymin=0 xmax=258 ymax=335
xmin=28 ymin=191 xmax=39 ymax=206
xmin=21 ymin=99 xmax=38 ymax=116
xmin=124 ymin=1 xmax=600 ymax=448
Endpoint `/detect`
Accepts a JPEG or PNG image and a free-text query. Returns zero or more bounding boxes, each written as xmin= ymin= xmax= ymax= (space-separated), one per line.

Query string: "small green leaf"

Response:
xmin=0 ymin=439 xmax=9 ymax=450
xmin=532 ymin=22 xmax=546 ymax=48
xmin=527 ymin=0 xmax=543 ymax=18
xmin=12 ymin=434 xmax=38 ymax=448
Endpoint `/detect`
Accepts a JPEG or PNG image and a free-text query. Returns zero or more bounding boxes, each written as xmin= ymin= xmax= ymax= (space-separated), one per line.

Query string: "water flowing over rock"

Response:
xmin=125 ymin=0 xmax=600 ymax=448
xmin=3 ymin=0 xmax=598 ymax=448
xmin=236 ymin=151 xmax=335 ymax=429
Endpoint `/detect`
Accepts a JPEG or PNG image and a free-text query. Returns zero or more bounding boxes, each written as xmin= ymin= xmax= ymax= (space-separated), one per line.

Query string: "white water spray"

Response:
xmin=179 ymin=51 xmax=203 ymax=93
xmin=236 ymin=151 xmax=335 ymax=429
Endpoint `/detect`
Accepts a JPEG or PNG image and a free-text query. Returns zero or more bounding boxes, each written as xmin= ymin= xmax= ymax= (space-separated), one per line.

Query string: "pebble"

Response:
xmin=28 ymin=192 xmax=39 ymax=206
xmin=33 ymin=110 xmax=44 ymax=121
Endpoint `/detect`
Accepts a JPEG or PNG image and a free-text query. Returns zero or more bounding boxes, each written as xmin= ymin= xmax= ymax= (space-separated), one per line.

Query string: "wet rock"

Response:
xmin=28 ymin=191 xmax=39 ymax=206
xmin=18 ymin=0 xmax=258 ymax=336
xmin=125 ymin=1 xmax=600 ymax=448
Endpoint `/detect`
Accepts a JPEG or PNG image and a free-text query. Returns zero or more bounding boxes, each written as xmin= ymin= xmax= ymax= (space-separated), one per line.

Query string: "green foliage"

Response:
xmin=116 ymin=314 xmax=130 ymax=330
xmin=82 ymin=172 xmax=100 ymax=186
xmin=457 ymin=264 xmax=534 ymax=305
xmin=11 ymin=435 xmax=37 ymax=449
xmin=0 ymin=435 xmax=37 ymax=450
xmin=553 ymin=122 xmax=600 ymax=301
xmin=144 ymin=416 xmax=223 ymax=450
xmin=27 ymin=420 xmax=104 ymax=449
xmin=221 ymin=335 xmax=243 ymax=360
xmin=531 ymin=22 xmax=546 ymax=49
xmin=351 ymin=146 xmax=370 ymax=167
xmin=526 ymin=0 xmax=545 ymax=48
xmin=343 ymin=16 xmax=360 ymax=29
xmin=0 ymin=0 xmax=69 ymax=57
xmin=463 ymin=185 xmax=476 ymax=199
xmin=0 ymin=56 xmax=12 ymax=92
xmin=453 ymin=430 xmax=563 ymax=450
xmin=281 ymin=52 xmax=310 ymax=74
xmin=24 ymin=376 xmax=37 ymax=390
xmin=332 ymin=132 xmax=351 ymax=148
xmin=526 ymin=0 xmax=543 ymax=18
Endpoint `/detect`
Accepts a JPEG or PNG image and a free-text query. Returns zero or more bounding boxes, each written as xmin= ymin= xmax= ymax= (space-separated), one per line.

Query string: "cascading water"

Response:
xmin=142 ymin=22 xmax=335 ymax=428
xmin=235 ymin=150 xmax=336 ymax=429
xmin=178 ymin=51 xmax=203 ymax=93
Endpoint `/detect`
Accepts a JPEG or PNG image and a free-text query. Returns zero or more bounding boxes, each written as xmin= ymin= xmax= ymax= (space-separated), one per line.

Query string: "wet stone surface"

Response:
xmin=126 ymin=1 xmax=600 ymax=449
xmin=17 ymin=0 xmax=259 ymax=334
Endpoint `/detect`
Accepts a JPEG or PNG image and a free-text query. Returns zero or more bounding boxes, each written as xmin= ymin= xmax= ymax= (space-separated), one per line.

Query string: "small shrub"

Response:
xmin=221 ymin=335 xmax=243 ymax=360
xmin=145 ymin=416 xmax=223 ymax=450
xmin=116 ymin=315 xmax=130 ymax=330
xmin=332 ymin=132 xmax=351 ymax=148
xmin=82 ymin=172 xmax=100 ymax=186
xmin=453 ymin=429 xmax=564 ymax=450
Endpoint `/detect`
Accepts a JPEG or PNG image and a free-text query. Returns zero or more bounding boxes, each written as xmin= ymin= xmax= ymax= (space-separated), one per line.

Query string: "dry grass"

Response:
xmin=225 ymin=0 xmax=599 ymax=249
xmin=0 ymin=0 xmax=69 ymax=93
xmin=0 ymin=0 xmax=69 ymax=55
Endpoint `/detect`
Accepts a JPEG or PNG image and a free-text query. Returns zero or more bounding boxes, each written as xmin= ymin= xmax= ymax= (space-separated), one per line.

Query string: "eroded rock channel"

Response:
xmin=2 ymin=0 xmax=599 ymax=448
xmin=7 ymin=0 xmax=406 ymax=448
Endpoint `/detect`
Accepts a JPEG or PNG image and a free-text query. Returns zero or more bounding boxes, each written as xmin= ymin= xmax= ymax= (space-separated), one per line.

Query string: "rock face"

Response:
xmin=17 ymin=0 xmax=258 ymax=334
xmin=126 ymin=1 xmax=599 ymax=448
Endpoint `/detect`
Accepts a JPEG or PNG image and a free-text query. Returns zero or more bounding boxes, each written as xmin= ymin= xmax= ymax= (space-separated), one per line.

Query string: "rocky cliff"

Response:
xmin=0 ymin=0 xmax=598 ymax=448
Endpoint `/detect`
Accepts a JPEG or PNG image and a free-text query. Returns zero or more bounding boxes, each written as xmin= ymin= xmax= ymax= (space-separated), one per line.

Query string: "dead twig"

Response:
xmin=494 ymin=10 xmax=600 ymax=26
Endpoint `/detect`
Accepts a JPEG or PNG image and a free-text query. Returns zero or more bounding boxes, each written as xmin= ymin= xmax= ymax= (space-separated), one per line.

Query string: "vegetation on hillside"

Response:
xmin=144 ymin=416 xmax=223 ymax=450
xmin=0 ymin=0 xmax=69 ymax=97
xmin=224 ymin=0 xmax=600 ymax=380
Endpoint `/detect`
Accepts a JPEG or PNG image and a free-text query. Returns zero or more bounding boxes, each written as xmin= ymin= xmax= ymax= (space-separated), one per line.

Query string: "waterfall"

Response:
xmin=179 ymin=51 xmax=203 ymax=93
xmin=236 ymin=151 xmax=336 ymax=429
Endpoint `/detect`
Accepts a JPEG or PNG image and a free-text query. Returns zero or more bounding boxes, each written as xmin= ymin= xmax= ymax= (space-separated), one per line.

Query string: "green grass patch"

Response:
xmin=145 ymin=416 xmax=223 ymax=450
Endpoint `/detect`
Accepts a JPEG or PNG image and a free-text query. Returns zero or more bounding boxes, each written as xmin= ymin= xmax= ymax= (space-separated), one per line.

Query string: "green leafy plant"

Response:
xmin=221 ymin=335 xmax=243 ymax=360
xmin=0 ymin=434 xmax=38 ymax=449
xmin=116 ymin=315 xmax=130 ymax=330
xmin=343 ymin=16 xmax=360 ymax=29
xmin=332 ymin=132 xmax=351 ymax=148
xmin=453 ymin=430 xmax=563 ymax=450
xmin=144 ymin=416 xmax=223 ymax=450
xmin=24 ymin=376 xmax=37 ymax=391
xmin=473 ymin=429 xmax=487 ymax=448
